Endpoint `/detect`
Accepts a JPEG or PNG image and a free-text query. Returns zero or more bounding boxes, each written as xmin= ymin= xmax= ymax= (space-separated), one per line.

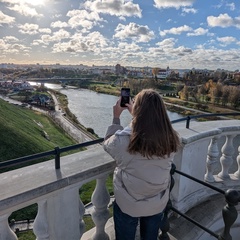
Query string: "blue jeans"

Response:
xmin=113 ymin=201 xmax=164 ymax=240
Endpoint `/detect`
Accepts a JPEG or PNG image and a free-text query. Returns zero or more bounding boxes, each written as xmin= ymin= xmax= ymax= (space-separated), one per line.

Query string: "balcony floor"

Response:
xmin=82 ymin=217 xmax=177 ymax=240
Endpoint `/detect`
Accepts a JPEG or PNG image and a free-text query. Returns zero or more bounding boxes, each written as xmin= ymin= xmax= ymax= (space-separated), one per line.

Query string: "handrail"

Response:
xmin=171 ymin=112 xmax=240 ymax=129
xmin=0 ymin=112 xmax=239 ymax=170
xmin=0 ymin=138 xmax=104 ymax=170
xmin=0 ymin=113 xmax=239 ymax=239
xmin=159 ymin=164 xmax=240 ymax=240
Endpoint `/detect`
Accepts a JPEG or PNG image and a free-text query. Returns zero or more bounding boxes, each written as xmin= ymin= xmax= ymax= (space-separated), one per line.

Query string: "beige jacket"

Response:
xmin=103 ymin=119 xmax=174 ymax=217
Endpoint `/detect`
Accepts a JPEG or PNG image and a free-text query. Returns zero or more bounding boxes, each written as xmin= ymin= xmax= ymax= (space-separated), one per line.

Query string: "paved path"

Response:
xmin=48 ymin=91 xmax=95 ymax=144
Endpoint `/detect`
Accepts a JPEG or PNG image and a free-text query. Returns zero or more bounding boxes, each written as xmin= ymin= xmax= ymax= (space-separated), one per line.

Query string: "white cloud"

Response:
xmin=160 ymin=25 xmax=192 ymax=36
xmin=39 ymin=29 xmax=70 ymax=44
xmin=0 ymin=11 xmax=15 ymax=25
xmin=226 ymin=3 xmax=235 ymax=11
xmin=3 ymin=36 xmax=19 ymax=42
xmin=51 ymin=21 xmax=69 ymax=29
xmin=39 ymin=28 xmax=52 ymax=34
xmin=182 ymin=7 xmax=197 ymax=14
xmin=114 ymin=22 xmax=155 ymax=42
xmin=52 ymin=29 xmax=70 ymax=40
xmin=217 ymin=36 xmax=236 ymax=45
xmin=84 ymin=0 xmax=142 ymax=18
xmin=1 ymin=0 xmax=45 ymax=6
xmin=7 ymin=3 xmax=43 ymax=17
xmin=187 ymin=27 xmax=208 ymax=36
xmin=0 ymin=38 xmax=30 ymax=55
xmin=118 ymin=42 xmax=142 ymax=52
xmin=18 ymin=23 xmax=39 ymax=35
xmin=156 ymin=38 xmax=176 ymax=48
xmin=52 ymin=31 xmax=108 ymax=54
xmin=154 ymin=0 xmax=195 ymax=9
xmin=32 ymin=39 xmax=45 ymax=46
xmin=207 ymin=13 xmax=240 ymax=29
xmin=67 ymin=9 xmax=104 ymax=30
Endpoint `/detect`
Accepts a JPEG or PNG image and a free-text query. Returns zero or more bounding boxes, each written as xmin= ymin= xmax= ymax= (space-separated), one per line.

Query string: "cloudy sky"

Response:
xmin=0 ymin=0 xmax=240 ymax=70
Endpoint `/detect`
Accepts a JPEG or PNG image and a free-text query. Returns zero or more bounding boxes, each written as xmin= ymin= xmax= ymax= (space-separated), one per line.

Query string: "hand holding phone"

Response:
xmin=120 ymin=88 xmax=130 ymax=107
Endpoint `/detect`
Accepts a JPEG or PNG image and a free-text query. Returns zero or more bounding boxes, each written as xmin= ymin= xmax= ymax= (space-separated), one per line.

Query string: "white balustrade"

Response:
xmin=218 ymin=134 xmax=237 ymax=180
xmin=33 ymin=200 xmax=49 ymax=240
xmin=204 ymin=136 xmax=220 ymax=182
xmin=0 ymin=214 xmax=17 ymax=240
xmin=0 ymin=146 xmax=115 ymax=240
xmin=91 ymin=175 xmax=110 ymax=240
xmin=79 ymin=197 xmax=86 ymax=239
xmin=0 ymin=120 xmax=239 ymax=240
xmin=234 ymin=146 xmax=240 ymax=179
xmin=172 ymin=120 xmax=240 ymax=213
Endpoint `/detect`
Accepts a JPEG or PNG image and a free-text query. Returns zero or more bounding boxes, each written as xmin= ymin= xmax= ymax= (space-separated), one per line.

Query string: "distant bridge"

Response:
xmin=27 ymin=78 xmax=93 ymax=83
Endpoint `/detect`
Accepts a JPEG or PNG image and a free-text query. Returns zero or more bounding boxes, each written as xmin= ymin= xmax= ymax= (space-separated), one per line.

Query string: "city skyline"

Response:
xmin=0 ymin=0 xmax=240 ymax=71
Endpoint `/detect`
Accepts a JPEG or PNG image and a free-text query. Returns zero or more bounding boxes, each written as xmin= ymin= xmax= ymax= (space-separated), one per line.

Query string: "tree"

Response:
xmin=152 ymin=68 xmax=159 ymax=81
xmin=190 ymin=86 xmax=199 ymax=102
xmin=221 ymin=86 xmax=230 ymax=106
xmin=197 ymin=85 xmax=207 ymax=102
xmin=179 ymin=85 xmax=189 ymax=101
xmin=212 ymin=83 xmax=223 ymax=105
xmin=228 ymin=86 xmax=240 ymax=108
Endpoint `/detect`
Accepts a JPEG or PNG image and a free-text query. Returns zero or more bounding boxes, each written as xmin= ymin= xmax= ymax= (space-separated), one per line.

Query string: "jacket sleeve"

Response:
xmin=104 ymin=118 xmax=123 ymax=140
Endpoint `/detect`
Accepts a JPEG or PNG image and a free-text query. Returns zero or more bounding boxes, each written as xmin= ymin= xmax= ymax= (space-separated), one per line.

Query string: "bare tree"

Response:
xmin=197 ymin=85 xmax=207 ymax=102
xmin=221 ymin=85 xmax=230 ymax=106
xmin=228 ymin=86 xmax=240 ymax=108
xmin=212 ymin=83 xmax=223 ymax=105
xmin=179 ymin=85 xmax=189 ymax=101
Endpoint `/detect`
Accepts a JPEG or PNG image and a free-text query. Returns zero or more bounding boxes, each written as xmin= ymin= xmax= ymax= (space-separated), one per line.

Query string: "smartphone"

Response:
xmin=120 ymin=88 xmax=130 ymax=107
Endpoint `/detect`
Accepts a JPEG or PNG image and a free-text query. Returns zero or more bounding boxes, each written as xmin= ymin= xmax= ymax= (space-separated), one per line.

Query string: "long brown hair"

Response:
xmin=128 ymin=89 xmax=180 ymax=158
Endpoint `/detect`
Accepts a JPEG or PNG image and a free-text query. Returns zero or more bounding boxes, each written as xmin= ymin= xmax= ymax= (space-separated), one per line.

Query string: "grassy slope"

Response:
xmin=0 ymin=98 xmax=77 ymax=162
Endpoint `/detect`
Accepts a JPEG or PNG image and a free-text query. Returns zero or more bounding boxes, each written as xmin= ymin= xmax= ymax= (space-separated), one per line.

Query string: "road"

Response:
xmin=49 ymin=92 xmax=94 ymax=143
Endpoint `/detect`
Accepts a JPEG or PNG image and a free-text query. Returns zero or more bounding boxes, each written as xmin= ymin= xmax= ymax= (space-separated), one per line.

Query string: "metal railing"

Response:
xmin=0 ymin=112 xmax=239 ymax=239
xmin=0 ymin=138 xmax=104 ymax=170
xmin=171 ymin=112 xmax=240 ymax=128
xmin=159 ymin=164 xmax=240 ymax=240
xmin=0 ymin=112 xmax=239 ymax=171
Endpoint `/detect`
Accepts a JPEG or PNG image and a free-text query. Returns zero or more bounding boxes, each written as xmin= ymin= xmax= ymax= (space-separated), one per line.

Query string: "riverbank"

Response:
xmin=84 ymin=84 xmax=240 ymax=120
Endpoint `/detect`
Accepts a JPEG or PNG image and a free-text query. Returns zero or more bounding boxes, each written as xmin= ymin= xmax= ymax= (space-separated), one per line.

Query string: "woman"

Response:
xmin=103 ymin=89 xmax=180 ymax=240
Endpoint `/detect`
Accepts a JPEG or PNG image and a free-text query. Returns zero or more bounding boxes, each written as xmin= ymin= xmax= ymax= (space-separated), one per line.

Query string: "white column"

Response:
xmin=0 ymin=214 xmax=18 ymax=240
xmin=218 ymin=134 xmax=236 ymax=180
xmin=47 ymin=186 xmax=83 ymax=240
xmin=234 ymin=146 xmax=240 ymax=179
xmin=33 ymin=199 xmax=49 ymax=240
xmin=91 ymin=174 xmax=110 ymax=240
xmin=204 ymin=136 xmax=220 ymax=182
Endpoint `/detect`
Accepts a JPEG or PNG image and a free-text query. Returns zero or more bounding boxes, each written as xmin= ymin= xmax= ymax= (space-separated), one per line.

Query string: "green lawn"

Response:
xmin=0 ymin=98 xmax=77 ymax=162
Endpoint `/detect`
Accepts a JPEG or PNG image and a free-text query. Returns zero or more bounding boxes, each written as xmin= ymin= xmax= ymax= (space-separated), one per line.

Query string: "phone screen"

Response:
xmin=120 ymin=88 xmax=130 ymax=107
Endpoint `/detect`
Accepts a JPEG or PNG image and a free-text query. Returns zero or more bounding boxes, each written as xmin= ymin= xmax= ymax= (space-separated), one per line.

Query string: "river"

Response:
xmin=31 ymin=83 xmax=184 ymax=137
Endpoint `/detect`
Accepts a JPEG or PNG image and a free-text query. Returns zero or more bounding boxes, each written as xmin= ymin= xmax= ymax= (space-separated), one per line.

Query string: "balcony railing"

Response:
xmin=0 ymin=115 xmax=239 ymax=240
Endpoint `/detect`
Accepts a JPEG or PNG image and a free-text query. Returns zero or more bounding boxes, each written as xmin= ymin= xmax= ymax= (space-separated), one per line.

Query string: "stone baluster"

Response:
xmin=91 ymin=174 xmax=110 ymax=240
xmin=218 ymin=134 xmax=236 ymax=180
xmin=219 ymin=189 xmax=240 ymax=240
xmin=46 ymin=186 xmax=83 ymax=240
xmin=79 ymin=198 xmax=85 ymax=239
xmin=233 ymin=146 xmax=240 ymax=179
xmin=204 ymin=136 xmax=220 ymax=182
xmin=33 ymin=199 xmax=49 ymax=240
xmin=0 ymin=214 xmax=18 ymax=240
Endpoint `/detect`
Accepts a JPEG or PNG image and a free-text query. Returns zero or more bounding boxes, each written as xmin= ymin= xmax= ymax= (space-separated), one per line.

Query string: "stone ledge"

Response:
xmin=0 ymin=146 xmax=115 ymax=214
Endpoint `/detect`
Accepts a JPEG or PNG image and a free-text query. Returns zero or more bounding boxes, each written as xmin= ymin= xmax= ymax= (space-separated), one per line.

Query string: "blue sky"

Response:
xmin=0 ymin=0 xmax=240 ymax=71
